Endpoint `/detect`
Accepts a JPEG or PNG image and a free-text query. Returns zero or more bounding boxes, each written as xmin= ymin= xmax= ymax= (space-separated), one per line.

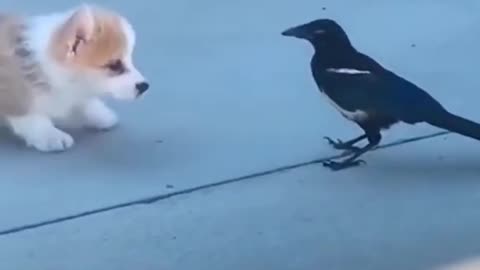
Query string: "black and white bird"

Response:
xmin=282 ymin=18 xmax=480 ymax=171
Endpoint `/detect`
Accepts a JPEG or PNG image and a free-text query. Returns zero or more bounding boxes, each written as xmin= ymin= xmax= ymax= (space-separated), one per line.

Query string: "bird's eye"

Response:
xmin=314 ymin=29 xmax=326 ymax=34
xmin=104 ymin=59 xmax=126 ymax=74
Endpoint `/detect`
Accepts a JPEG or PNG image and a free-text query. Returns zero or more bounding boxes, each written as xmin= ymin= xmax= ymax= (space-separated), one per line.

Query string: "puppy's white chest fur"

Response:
xmin=36 ymin=86 xmax=89 ymax=119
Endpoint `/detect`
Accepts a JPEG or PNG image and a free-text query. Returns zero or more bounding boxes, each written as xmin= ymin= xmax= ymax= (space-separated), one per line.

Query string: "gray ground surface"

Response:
xmin=1 ymin=0 xmax=480 ymax=269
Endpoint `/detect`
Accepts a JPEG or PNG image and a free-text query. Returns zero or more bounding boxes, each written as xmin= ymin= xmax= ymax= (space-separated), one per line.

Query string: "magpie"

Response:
xmin=282 ymin=18 xmax=480 ymax=171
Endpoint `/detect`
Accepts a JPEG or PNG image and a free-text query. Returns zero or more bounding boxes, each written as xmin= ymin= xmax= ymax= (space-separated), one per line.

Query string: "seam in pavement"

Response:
xmin=0 ymin=131 xmax=450 ymax=237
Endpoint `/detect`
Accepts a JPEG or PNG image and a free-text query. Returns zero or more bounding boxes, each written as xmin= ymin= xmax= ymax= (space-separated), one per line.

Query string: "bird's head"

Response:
xmin=281 ymin=19 xmax=351 ymax=49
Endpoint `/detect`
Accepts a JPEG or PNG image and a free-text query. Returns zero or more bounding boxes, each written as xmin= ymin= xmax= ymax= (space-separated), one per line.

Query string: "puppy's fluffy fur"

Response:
xmin=0 ymin=4 xmax=148 ymax=152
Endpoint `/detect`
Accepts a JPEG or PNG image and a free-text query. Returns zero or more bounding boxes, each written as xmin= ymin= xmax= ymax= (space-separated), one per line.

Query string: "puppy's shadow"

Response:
xmin=0 ymin=126 xmax=165 ymax=171
xmin=70 ymin=127 xmax=186 ymax=173
xmin=0 ymin=126 xmax=33 ymax=152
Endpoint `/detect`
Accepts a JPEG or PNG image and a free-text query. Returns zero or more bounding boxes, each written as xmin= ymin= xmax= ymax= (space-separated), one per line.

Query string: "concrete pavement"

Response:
xmin=3 ymin=144 xmax=480 ymax=270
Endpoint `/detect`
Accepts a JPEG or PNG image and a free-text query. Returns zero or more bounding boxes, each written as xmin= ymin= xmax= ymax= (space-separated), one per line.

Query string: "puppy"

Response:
xmin=0 ymin=4 xmax=148 ymax=152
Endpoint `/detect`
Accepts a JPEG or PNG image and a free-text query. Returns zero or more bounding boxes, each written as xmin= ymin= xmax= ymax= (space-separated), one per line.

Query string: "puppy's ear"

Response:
xmin=59 ymin=5 xmax=96 ymax=57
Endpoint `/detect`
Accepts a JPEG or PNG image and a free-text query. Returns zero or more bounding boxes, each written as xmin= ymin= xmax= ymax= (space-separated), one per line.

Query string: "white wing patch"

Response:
xmin=326 ymin=68 xmax=371 ymax=74
xmin=320 ymin=91 xmax=368 ymax=122
xmin=319 ymin=70 xmax=371 ymax=122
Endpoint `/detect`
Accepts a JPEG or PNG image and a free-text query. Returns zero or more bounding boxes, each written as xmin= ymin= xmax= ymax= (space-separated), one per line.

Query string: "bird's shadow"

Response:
xmin=337 ymin=131 xmax=480 ymax=177
xmin=367 ymin=155 xmax=480 ymax=174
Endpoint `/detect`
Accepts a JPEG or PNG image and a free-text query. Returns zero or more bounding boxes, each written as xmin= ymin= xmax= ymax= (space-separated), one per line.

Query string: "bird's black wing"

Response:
xmin=317 ymin=53 xmax=446 ymax=124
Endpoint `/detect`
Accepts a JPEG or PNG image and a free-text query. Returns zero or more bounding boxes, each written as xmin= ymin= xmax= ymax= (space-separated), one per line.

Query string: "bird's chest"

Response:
xmin=310 ymin=58 xmax=369 ymax=122
xmin=318 ymin=85 xmax=369 ymax=122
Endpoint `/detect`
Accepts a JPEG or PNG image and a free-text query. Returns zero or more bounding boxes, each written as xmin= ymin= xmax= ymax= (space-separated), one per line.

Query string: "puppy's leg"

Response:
xmin=7 ymin=114 xmax=74 ymax=152
xmin=79 ymin=98 xmax=118 ymax=130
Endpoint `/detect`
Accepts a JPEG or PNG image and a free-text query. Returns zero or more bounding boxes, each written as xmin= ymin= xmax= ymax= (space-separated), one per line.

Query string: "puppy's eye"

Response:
xmin=104 ymin=59 xmax=126 ymax=74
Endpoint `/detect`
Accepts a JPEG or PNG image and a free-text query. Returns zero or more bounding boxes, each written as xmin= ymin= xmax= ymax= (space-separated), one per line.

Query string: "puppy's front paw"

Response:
xmin=7 ymin=114 xmax=74 ymax=152
xmin=82 ymin=98 xmax=118 ymax=130
xmin=27 ymin=128 xmax=74 ymax=152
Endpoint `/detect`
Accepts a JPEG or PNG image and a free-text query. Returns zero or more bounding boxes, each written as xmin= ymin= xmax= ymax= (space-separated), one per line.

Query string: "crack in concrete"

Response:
xmin=0 ymin=131 xmax=450 ymax=236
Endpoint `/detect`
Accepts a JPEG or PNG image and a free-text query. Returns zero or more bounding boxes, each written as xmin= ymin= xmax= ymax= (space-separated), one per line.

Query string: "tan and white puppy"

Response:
xmin=0 ymin=4 xmax=148 ymax=152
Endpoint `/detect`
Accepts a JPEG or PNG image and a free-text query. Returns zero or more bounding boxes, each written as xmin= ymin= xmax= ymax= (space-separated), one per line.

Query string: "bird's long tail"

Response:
xmin=426 ymin=110 xmax=480 ymax=141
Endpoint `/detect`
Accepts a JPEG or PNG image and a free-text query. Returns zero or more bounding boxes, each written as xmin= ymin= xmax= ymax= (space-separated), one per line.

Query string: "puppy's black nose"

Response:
xmin=136 ymin=82 xmax=149 ymax=95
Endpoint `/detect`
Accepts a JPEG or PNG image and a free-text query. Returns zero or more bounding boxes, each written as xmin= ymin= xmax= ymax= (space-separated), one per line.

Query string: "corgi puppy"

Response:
xmin=0 ymin=4 xmax=148 ymax=152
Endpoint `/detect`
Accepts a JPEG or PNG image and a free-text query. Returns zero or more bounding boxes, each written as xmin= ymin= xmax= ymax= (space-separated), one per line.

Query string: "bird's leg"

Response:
xmin=323 ymin=134 xmax=367 ymax=151
xmin=323 ymin=132 xmax=381 ymax=171
xmin=322 ymin=143 xmax=374 ymax=171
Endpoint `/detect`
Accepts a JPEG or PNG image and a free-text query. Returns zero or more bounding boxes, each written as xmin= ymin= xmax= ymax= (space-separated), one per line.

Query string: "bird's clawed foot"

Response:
xmin=322 ymin=159 xmax=366 ymax=171
xmin=323 ymin=136 xmax=361 ymax=152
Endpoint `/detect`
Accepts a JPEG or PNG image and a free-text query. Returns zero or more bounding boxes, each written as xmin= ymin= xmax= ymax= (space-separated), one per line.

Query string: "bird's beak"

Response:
xmin=282 ymin=25 xmax=308 ymax=39
xmin=281 ymin=27 xmax=296 ymax=36
xmin=281 ymin=26 xmax=303 ymax=38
